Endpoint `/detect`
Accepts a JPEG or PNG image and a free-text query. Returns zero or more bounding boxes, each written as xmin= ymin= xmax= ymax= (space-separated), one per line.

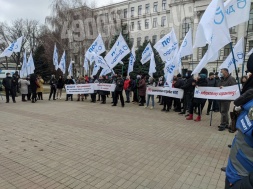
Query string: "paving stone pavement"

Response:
xmin=0 ymin=94 xmax=234 ymax=189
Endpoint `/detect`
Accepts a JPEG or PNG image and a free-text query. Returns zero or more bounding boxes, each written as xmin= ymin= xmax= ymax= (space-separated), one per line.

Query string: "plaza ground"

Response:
xmin=0 ymin=93 xmax=234 ymax=189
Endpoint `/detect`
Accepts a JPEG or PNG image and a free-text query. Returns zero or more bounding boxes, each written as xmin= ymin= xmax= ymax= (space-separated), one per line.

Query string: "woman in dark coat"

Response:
xmin=56 ymin=76 xmax=64 ymax=99
xmin=98 ymin=76 xmax=108 ymax=104
xmin=30 ymin=74 xmax=38 ymax=103
xmin=65 ymin=75 xmax=75 ymax=101
xmin=138 ymin=75 xmax=147 ymax=106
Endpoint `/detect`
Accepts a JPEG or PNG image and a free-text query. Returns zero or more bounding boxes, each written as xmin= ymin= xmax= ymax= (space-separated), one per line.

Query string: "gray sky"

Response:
xmin=0 ymin=0 xmax=124 ymax=24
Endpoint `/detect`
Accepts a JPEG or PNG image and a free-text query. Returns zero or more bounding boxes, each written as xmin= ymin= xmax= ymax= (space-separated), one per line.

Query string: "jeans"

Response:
xmin=146 ymin=95 xmax=154 ymax=107
xmin=125 ymin=90 xmax=130 ymax=102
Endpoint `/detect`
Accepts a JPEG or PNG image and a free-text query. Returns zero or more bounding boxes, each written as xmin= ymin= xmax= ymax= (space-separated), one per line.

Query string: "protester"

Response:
xmin=145 ymin=77 xmax=156 ymax=109
xmin=49 ymin=75 xmax=57 ymax=101
xmin=98 ymin=76 xmax=108 ymax=104
xmin=27 ymin=76 xmax=32 ymax=101
xmin=206 ymin=72 xmax=216 ymax=115
xmin=218 ymin=68 xmax=237 ymax=131
xmin=65 ymin=75 xmax=75 ymax=101
xmin=76 ymin=76 xmax=86 ymax=101
xmin=13 ymin=71 xmax=20 ymax=95
xmin=240 ymin=75 xmax=248 ymax=88
xmin=97 ymin=76 xmax=103 ymax=101
xmin=124 ymin=76 xmax=131 ymax=103
xmin=36 ymin=75 xmax=44 ymax=100
xmin=224 ymin=57 xmax=253 ymax=188
xmin=112 ymin=74 xmax=125 ymax=107
xmin=173 ymin=74 xmax=184 ymax=112
xmin=30 ymin=74 xmax=39 ymax=103
xmin=90 ymin=76 xmax=99 ymax=103
xmin=138 ymin=75 xmax=146 ymax=106
xmin=3 ymin=73 xmax=16 ymax=103
xmin=18 ymin=77 xmax=30 ymax=102
xmin=132 ymin=75 xmax=139 ymax=103
xmin=56 ymin=76 xmax=64 ymax=100
xmin=186 ymin=71 xmax=207 ymax=121
xmin=157 ymin=76 xmax=164 ymax=105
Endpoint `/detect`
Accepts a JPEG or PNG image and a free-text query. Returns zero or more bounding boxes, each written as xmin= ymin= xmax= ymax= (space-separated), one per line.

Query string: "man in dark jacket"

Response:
xmin=206 ymin=72 xmax=216 ymax=115
xmin=112 ymin=74 xmax=125 ymax=107
xmin=3 ymin=73 xmax=16 ymax=103
xmin=218 ymin=68 xmax=237 ymax=131
xmin=174 ymin=74 xmax=184 ymax=112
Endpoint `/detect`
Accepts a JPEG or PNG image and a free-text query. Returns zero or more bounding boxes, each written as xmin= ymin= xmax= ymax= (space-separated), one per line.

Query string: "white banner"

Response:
xmin=141 ymin=43 xmax=153 ymax=64
xmin=105 ymin=34 xmax=130 ymax=69
xmin=194 ymin=85 xmax=240 ymax=100
xmin=127 ymin=47 xmax=136 ymax=75
xmin=58 ymin=51 xmax=66 ymax=74
xmin=85 ymin=34 xmax=106 ymax=62
xmin=149 ymin=52 xmax=156 ymax=77
xmin=94 ymin=83 xmax=116 ymax=92
xmin=146 ymin=86 xmax=184 ymax=99
xmin=53 ymin=44 xmax=59 ymax=70
xmin=65 ymin=84 xmax=94 ymax=94
xmin=27 ymin=53 xmax=35 ymax=75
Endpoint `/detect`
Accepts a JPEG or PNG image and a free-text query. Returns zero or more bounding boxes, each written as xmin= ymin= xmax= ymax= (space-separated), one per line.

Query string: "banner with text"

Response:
xmin=194 ymin=85 xmax=240 ymax=100
xmin=146 ymin=86 xmax=184 ymax=99
xmin=66 ymin=84 xmax=94 ymax=94
xmin=94 ymin=83 xmax=116 ymax=92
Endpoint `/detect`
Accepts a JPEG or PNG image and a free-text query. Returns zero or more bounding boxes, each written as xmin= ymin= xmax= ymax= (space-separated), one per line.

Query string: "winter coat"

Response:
xmin=36 ymin=78 xmax=44 ymax=93
xmin=174 ymin=78 xmax=185 ymax=88
xmin=18 ymin=79 xmax=30 ymax=94
xmin=193 ymin=78 xmax=208 ymax=104
xmin=138 ymin=78 xmax=146 ymax=96
xmin=124 ymin=79 xmax=131 ymax=91
xmin=57 ymin=79 xmax=64 ymax=89
xmin=2 ymin=76 xmax=14 ymax=90
xmin=219 ymin=75 xmax=236 ymax=87
xmin=30 ymin=74 xmax=38 ymax=93
xmin=115 ymin=78 xmax=124 ymax=92
xmin=207 ymin=78 xmax=216 ymax=87
xmin=98 ymin=79 xmax=109 ymax=95
xmin=181 ymin=77 xmax=195 ymax=94
xmin=50 ymin=78 xmax=57 ymax=89
xmin=65 ymin=79 xmax=75 ymax=85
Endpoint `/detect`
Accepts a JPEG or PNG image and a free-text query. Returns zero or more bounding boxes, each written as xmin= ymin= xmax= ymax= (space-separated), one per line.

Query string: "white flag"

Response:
xmin=0 ymin=36 xmax=23 ymax=57
xmin=164 ymin=58 xmax=177 ymax=87
xmin=219 ymin=38 xmax=244 ymax=73
xmin=95 ymin=55 xmax=109 ymax=69
xmin=83 ymin=57 xmax=89 ymax=72
xmin=68 ymin=60 xmax=73 ymax=76
xmin=85 ymin=34 xmax=106 ymax=62
xmin=141 ymin=43 xmax=153 ymax=64
xmin=100 ymin=68 xmax=112 ymax=76
xmin=58 ymin=51 xmax=66 ymax=74
xmin=91 ymin=63 xmax=100 ymax=76
xmin=247 ymin=48 xmax=253 ymax=56
xmin=149 ymin=52 xmax=156 ymax=77
xmin=192 ymin=51 xmax=219 ymax=75
xmin=20 ymin=50 xmax=27 ymax=78
xmin=154 ymin=28 xmax=179 ymax=62
xmin=225 ymin=0 xmax=251 ymax=28
xmin=27 ymin=53 xmax=35 ymax=75
xmin=105 ymin=34 xmax=130 ymax=69
xmin=53 ymin=44 xmax=59 ymax=70
xmin=127 ymin=47 xmax=136 ymax=76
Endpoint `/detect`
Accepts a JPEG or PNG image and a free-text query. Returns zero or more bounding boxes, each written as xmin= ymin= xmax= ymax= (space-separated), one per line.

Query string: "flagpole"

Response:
xmin=5 ymin=56 xmax=8 ymax=70
xmin=229 ymin=42 xmax=241 ymax=94
xmin=191 ymin=54 xmax=193 ymax=70
xmin=242 ymin=19 xmax=250 ymax=77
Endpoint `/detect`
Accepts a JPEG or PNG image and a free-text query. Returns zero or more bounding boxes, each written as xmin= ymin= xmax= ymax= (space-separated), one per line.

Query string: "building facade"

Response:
xmin=67 ymin=0 xmax=253 ymax=77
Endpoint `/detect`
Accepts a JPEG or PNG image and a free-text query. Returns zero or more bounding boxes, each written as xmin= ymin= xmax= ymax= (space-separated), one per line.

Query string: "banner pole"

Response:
xmin=242 ymin=19 xmax=250 ymax=78
xmin=229 ymin=42 xmax=241 ymax=94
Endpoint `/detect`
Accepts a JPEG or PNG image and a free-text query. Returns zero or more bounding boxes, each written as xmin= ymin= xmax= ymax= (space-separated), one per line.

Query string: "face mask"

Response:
xmin=185 ymin=74 xmax=188 ymax=77
xmin=220 ymin=73 xmax=224 ymax=77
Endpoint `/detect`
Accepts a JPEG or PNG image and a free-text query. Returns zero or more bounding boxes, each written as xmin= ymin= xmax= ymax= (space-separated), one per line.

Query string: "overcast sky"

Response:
xmin=0 ymin=0 xmax=124 ymax=24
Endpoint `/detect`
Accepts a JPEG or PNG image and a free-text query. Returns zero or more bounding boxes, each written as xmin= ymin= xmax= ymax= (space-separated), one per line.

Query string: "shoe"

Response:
xmin=56 ymin=97 xmax=58 ymax=99
xmin=179 ymin=112 xmax=185 ymax=115
xmin=13 ymin=101 xmax=16 ymax=103
xmin=112 ymin=104 xmax=116 ymax=106
xmin=97 ymin=99 xmax=100 ymax=101
xmin=175 ymin=109 xmax=181 ymax=112
xmin=65 ymin=100 xmax=68 ymax=101
xmin=194 ymin=116 xmax=201 ymax=122
xmin=218 ymin=125 xmax=228 ymax=129
xmin=82 ymin=98 xmax=84 ymax=101
xmin=48 ymin=99 xmax=50 ymax=101
xmin=139 ymin=104 xmax=144 ymax=106
xmin=6 ymin=101 xmax=9 ymax=103
xmin=144 ymin=106 xmax=147 ymax=108
xmin=229 ymin=129 xmax=236 ymax=133
xmin=77 ymin=99 xmax=80 ymax=101
xmin=214 ymin=110 xmax=219 ymax=112
xmin=186 ymin=114 xmax=193 ymax=120
xmin=228 ymin=145 xmax=232 ymax=148
xmin=161 ymin=109 xmax=166 ymax=112
xmin=122 ymin=104 xmax=124 ymax=107
xmin=166 ymin=110 xmax=169 ymax=112
xmin=159 ymin=103 xmax=163 ymax=105
xmin=218 ymin=127 xmax=226 ymax=131
xmin=221 ymin=167 xmax=226 ymax=172
xmin=53 ymin=99 xmax=56 ymax=100
xmin=150 ymin=107 xmax=154 ymax=110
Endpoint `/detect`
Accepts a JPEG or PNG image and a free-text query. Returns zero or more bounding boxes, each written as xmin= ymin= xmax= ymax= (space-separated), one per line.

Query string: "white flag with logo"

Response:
xmin=149 ymin=52 xmax=156 ymax=77
xmin=154 ymin=28 xmax=179 ymax=62
xmin=20 ymin=50 xmax=27 ymax=78
xmin=141 ymin=43 xmax=153 ymax=64
xmin=83 ymin=57 xmax=89 ymax=72
xmin=219 ymin=38 xmax=244 ymax=73
xmin=164 ymin=58 xmax=177 ymax=87
xmin=58 ymin=51 xmax=66 ymax=74
xmin=53 ymin=44 xmax=58 ymax=70
xmin=95 ymin=55 xmax=109 ymax=69
xmin=0 ymin=36 xmax=23 ymax=57
xmin=127 ymin=47 xmax=136 ymax=76
xmin=247 ymin=48 xmax=253 ymax=56
xmin=100 ymin=68 xmax=112 ymax=76
xmin=105 ymin=34 xmax=130 ymax=69
xmin=91 ymin=63 xmax=100 ymax=76
xmin=68 ymin=60 xmax=73 ymax=76
xmin=85 ymin=34 xmax=106 ymax=62
xmin=225 ymin=0 xmax=251 ymax=28
xmin=27 ymin=53 xmax=35 ymax=75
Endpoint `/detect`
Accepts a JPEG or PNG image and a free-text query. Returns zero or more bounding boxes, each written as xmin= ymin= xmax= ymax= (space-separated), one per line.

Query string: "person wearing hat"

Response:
xmin=206 ymin=72 xmax=216 ymax=115
xmin=224 ymin=55 xmax=253 ymax=188
xmin=2 ymin=73 xmax=16 ymax=103
xmin=218 ymin=68 xmax=237 ymax=131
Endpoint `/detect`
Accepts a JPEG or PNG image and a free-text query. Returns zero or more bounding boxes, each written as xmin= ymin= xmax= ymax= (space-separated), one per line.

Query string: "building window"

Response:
xmin=145 ymin=19 xmax=149 ymax=29
xmin=124 ymin=9 xmax=127 ymax=18
xmin=161 ymin=16 xmax=166 ymax=27
xmin=153 ymin=18 xmax=157 ymax=28
xmin=130 ymin=22 xmax=134 ymax=31
xmin=202 ymin=45 xmax=208 ymax=57
xmin=152 ymin=35 xmax=157 ymax=44
xmin=138 ymin=5 xmax=142 ymax=15
xmin=230 ymin=26 xmax=236 ymax=33
xmin=249 ymin=9 xmax=253 ymax=32
xmin=224 ymin=44 xmax=231 ymax=57
xmin=162 ymin=0 xmax=167 ymax=10
xmin=138 ymin=21 xmax=141 ymax=30
xmin=145 ymin=4 xmax=150 ymax=14
xmin=182 ymin=18 xmax=191 ymax=37
xmin=145 ymin=36 xmax=149 ymax=41
xmin=131 ymin=7 xmax=134 ymax=17
xmin=137 ymin=37 xmax=142 ymax=47
xmin=153 ymin=2 xmax=158 ymax=12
